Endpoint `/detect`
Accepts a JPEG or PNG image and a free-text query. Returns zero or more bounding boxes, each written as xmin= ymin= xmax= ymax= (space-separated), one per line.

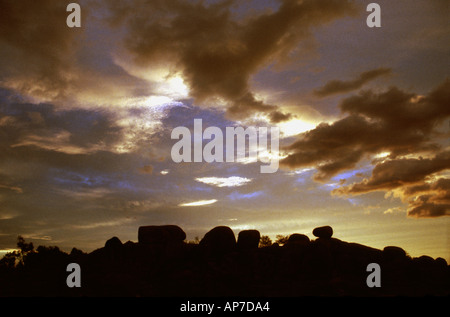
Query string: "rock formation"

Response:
xmin=1 ymin=224 xmax=448 ymax=297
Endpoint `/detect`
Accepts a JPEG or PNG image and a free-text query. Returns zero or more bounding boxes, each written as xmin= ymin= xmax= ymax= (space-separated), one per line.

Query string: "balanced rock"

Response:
xmin=237 ymin=229 xmax=261 ymax=250
xmin=312 ymin=226 xmax=333 ymax=239
xmin=138 ymin=225 xmax=186 ymax=244
xmin=200 ymin=226 xmax=236 ymax=254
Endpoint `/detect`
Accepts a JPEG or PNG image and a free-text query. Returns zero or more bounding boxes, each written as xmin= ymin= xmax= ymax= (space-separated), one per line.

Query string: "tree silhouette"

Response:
xmin=259 ymin=235 xmax=272 ymax=247
xmin=2 ymin=236 xmax=36 ymax=267
xmin=17 ymin=235 xmax=34 ymax=253
xmin=275 ymin=234 xmax=289 ymax=246
xmin=0 ymin=250 xmax=21 ymax=269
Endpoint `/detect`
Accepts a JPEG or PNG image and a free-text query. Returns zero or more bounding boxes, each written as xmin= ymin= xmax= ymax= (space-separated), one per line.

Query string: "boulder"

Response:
xmin=435 ymin=257 xmax=448 ymax=267
xmin=383 ymin=246 xmax=407 ymax=259
xmin=237 ymin=230 xmax=261 ymax=250
xmin=105 ymin=236 xmax=122 ymax=249
xmin=199 ymin=226 xmax=236 ymax=254
xmin=383 ymin=246 xmax=406 ymax=257
xmin=413 ymin=255 xmax=435 ymax=267
xmin=124 ymin=240 xmax=135 ymax=247
xmin=312 ymin=226 xmax=333 ymax=239
xmin=287 ymin=233 xmax=310 ymax=245
xmin=104 ymin=236 xmax=123 ymax=261
xmin=138 ymin=225 xmax=186 ymax=244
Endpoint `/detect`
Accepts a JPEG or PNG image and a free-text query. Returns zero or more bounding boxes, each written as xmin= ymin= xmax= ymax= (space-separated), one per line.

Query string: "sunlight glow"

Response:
xmin=0 ymin=249 xmax=19 ymax=259
xmin=278 ymin=118 xmax=316 ymax=137
xmin=165 ymin=75 xmax=189 ymax=98
xmin=145 ymin=95 xmax=174 ymax=107
xmin=374 ymin=152 xmax=390 ymax=159
xmin=257 ymin=148 xmax=287 ymax=163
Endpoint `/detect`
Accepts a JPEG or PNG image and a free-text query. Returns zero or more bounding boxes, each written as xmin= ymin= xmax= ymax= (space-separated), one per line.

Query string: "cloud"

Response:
xmin=406 ymin=177 xmax=450 ymax=218
xmin=0 ymin=101 xmax=125 ymax=156
xmin=331 ymin=151 xmax=450 ymax=218
xmin=228 ymin=190 xmax=263 ymax=200
xmin=71 ymin=218 xmax=134 ymax=230
xmin=0 ymin=1 xmax=152 ymax=106
xmin=0 ymin=184 xmax=23 ymax=194
xmin=178 ymin=199 xmax=218 ymax=207
xmin=313 ymin=68 xmax=392 ymax=97
xmin=195 ymin=176 xmax=252 ymax=187
xmin=281 ymin=79 xmax=450 ymax=181
xmin=280 ymin=79 xmax=450 ymax=218
xmin=107 ymin=0 xmax=358 ymax=122
xmin=383 ymin=207 xmax=404 ymax=215
xmin=335 ymin=167 xmax=450 ymax=218
xmin=0 ymin=0 xmax=82 ymax=100
xmin=333 ymin=152 xmax=450 ymax=195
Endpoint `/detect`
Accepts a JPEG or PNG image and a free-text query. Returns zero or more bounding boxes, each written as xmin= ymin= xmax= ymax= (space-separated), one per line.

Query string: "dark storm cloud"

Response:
xmin=0 ymin=0 xmax=83 ymax=100
xmin=281 ymin=79 xmax=450 ymax=181
xmin=0 ymin=0 xmax=151 ymax=104
xmin=313 ymin=68 xmax=392 ymax=97
xmin=106 ymin=0 xmax=358 ymax=122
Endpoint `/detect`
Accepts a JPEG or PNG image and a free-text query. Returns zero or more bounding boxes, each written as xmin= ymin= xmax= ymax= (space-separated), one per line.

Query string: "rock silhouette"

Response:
xmin=138 ymin=225 xmax=186 ymax=245
xmin=105 ymin=236 xmax=122 ymax=249
xmin=287 ymin=233 xmax=310 ymax=245
xmin=313 ymin=225 xmax=333 ymax=239
xmin=0 ymin=225 xmax=448 ymax=297
xmin=199 ymin=226 xmax=236 ymax=253
xmin=237 ymin=229 xmax=261 ymax=250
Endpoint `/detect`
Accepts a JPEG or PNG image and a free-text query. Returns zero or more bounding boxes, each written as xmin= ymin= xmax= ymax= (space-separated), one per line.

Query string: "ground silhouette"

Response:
xmin=0 ymin=225 xmax=448 ymax=297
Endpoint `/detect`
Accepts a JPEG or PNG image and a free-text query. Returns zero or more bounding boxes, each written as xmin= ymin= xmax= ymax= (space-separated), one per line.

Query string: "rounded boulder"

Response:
xmin=287 ymin=233 xmax=310 ymax=245
xmin=313 ymin=226 xmax=333 ymax=239
xmin=200 ymin=226 xmax=236 ymax=254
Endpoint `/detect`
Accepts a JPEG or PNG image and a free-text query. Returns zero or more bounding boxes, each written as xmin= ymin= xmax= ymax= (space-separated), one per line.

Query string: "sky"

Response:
xmin=0 ymin=0 xmax=449 ymax=261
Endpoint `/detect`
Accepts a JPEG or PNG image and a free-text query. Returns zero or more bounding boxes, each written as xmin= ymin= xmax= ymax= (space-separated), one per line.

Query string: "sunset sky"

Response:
xmin=0 ymin=0 xmax=449 ymax=262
